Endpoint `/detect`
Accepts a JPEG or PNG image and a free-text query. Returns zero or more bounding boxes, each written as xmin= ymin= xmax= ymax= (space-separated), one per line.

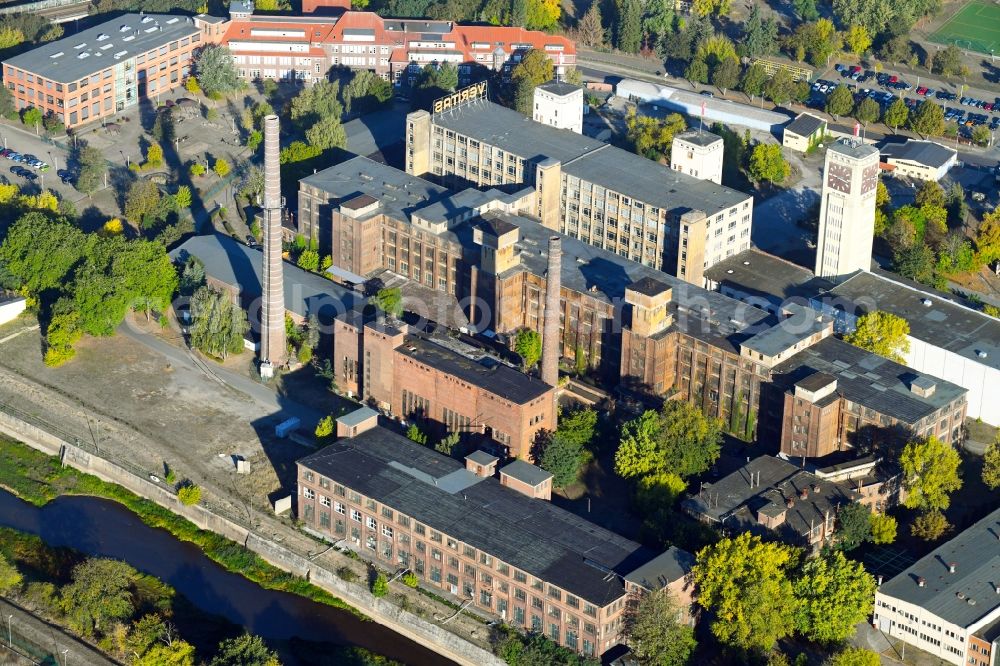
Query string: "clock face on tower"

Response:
xmin=861 ymin=164 xmax=879 ymax=194
xmin=826 ymin=163 xmax=852 ymax=194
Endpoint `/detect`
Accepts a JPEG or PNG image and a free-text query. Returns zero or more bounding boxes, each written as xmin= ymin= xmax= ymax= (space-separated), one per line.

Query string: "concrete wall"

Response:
xmin=0 ymin=410 xmax=503 ymax=666
xmin=0 ymin=297 xmax=26 ymax=325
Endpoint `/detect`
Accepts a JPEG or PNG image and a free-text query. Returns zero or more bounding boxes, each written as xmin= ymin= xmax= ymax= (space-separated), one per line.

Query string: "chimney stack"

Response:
xmin=259 ymin=114 xmax=287 ymax=378
xmin=918 ymin=577 xmax=926 ymax=587
xmin=540 ymin=235 xmax=561 ymax=388
xmin=949 ymin=563 xmax=956 ymax=573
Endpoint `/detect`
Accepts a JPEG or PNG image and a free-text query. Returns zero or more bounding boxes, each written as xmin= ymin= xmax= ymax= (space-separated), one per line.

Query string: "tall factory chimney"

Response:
xmin=540 ymin=235 xmax=561 ymax=387
xmin=259 ymin=114 xmax=286 ymax=378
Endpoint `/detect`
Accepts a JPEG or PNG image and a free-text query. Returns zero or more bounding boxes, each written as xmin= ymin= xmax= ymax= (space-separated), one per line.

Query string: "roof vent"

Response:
xmin=949 ymin=562 xmax=956 ymax=573
xmin=726 ymin=269 xmax=734 ymax=274
xmin=958 ymin=591 xmax=966 ymax=599
xmin=786 ymin=498 xmax=795 ymax=508
xmin=917 ymin=577 xmax=926 ymax=587
xmin=977 ymin=350 xmax=988 ymax=359
xmin=799 ymin=488 xmax=809 ymax=500
xmin=812 ymin=483 xmax=821 ymax=493
xmin=743 ymin=260 xmax=750 ymax=266
xmin=921 ymin=298 xmax=932 ymax=306
xmin=968 ymin=598 xmax=977 ymax=605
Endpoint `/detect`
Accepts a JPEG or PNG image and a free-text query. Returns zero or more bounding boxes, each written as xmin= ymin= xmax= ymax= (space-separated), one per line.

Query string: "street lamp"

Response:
xmin=61 ymin=648 xmax=69 ymax=666
xmin=6 ymin=614 xmax=12 ymax=647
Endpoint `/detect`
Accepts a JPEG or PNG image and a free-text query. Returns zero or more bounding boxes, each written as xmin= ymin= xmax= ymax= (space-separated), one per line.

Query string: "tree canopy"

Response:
xmin=693 ymin=533 xmax=798 ymax=652
xmin=538 ymin=432 xmax=586 ymax=488
xmin=748 ymin=143 xmax=790 ymax=186
xmin=901 ymin=435 xmax=962 ymax=511
xmin=189 ymin=286 xmax=249 ymax=360
xmin=792 ymin=550 xmax=876 ymax=644
xmin=514 ymin=328 xmax=542 ymax=369
xmin=193 ymin=46 xmax=241 ymax=97
xmin=210 ymin=634 xmax=280 ymax=666
xmin=61 ymin=559 xmax=139 ymax=636
xmin=616 ymin=401 xmax=723 ymax=479
xmin=844 ymin=311 xmax=911 ymax=364
xmin=372 ymin=286 xmax=403 ymax=318
xmin=621 ymin=589 xmax=696 ymax=665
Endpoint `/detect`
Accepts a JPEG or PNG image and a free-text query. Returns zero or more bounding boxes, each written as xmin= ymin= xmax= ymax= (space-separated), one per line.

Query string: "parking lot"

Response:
xmin=809 ymin=64 xmax=1000 ymax=140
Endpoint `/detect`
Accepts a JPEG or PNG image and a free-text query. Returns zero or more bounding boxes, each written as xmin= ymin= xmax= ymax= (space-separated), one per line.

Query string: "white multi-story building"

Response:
xmin=814 ymin=139 xmax=880 ymax=281
xmin=873 ymin=506 xmax=1000 ymax=666
xmin=532 ymin=81 xmax=582 ymax=134
xmin=670 ymin=130 xmax=723 ymax=185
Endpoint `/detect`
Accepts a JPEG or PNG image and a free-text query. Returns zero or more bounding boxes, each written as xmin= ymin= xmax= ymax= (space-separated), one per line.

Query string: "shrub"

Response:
xmin=337 ymin=566 xmax=359 ymax=583
xmin=297 ymin=343 xmax=313 ymax=364
xmin=402 ymin=572 xmax=419 ymax=588
xmin=177 ymin=484 xmax=201 ymax=506
xmin=370 ymin=572 xmax=389 ymax=597
xmin=189 ymin=163 xmax=206 ymax=177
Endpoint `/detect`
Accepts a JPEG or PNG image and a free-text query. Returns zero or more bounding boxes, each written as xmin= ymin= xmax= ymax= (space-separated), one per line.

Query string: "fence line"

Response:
xmin=0 ymin=0 xmax=82 ymax=14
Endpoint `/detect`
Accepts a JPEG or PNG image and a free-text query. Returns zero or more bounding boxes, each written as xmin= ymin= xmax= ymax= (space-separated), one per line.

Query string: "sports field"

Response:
xmin=929 ymin=0 xmax=1000 ymax=55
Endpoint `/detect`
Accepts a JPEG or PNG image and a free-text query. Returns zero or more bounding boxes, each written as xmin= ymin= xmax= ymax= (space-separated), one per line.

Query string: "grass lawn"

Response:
xmin=929 ymin=0 xmax=1000 ymax=55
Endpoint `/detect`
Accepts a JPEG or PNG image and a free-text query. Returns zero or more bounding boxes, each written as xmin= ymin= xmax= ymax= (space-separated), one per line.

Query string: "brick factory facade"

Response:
xmin=296 ymin=414 xmax=696 ymax=657
xmin=2 ymin=2 xmax=573 ymax=129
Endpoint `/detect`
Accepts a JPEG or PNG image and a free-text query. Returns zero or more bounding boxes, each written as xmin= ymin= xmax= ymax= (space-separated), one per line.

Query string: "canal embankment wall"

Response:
xmin=0 ymin=409 xmax=503 ymax=666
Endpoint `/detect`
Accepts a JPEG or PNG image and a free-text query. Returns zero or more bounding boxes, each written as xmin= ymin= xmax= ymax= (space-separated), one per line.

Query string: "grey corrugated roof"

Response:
xmin=828 ymin=138 xmax=879 ymax=160
xmin=300 ymin=156 xmax=451 ymax=224
xmin=536 ymin=81 xmax=581 ymax=97
xmin=704 ymin=248 xmax=835 ymax=302
xmin=299 ymin=427 xmax=658 ymax=605
xmin=784 ymin=113 xmax=826 ymax=138
xmin=396 ymin=333 xmax=552 ymax=404
xmin=3 ymin=13 xmax=203 ymax=84
xmin=337 ymin=407 xmax=379 ymax=428
xmin=880 ymin=139 xmax=956 ymax=168
xmin=772 ymin=337 xmax=966 ymax=424
xmin=623 ymin=546 xmax=694 ymax=591
xmin=466 ymin=450 xmax=498 ymax=465
xmin=500 ymin=459 xmax=552 ymax=486
xmin=879 ymin=506 xmax=1000 ymax=628
xmin=818 ymin=270 xmax=1000 ymax=372
xmin=169 ymin=233 xmax=363 ymax=320
xmin=740 ymin=305 xmax=830 ymax=357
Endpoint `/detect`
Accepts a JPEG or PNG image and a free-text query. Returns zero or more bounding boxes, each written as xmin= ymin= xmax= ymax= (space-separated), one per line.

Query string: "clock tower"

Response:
xmin=814 ymin=139 xmax=881 ymax=280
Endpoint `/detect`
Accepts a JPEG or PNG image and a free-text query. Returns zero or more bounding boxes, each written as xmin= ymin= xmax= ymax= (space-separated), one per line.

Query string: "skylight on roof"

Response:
xmin=122 ymin=35 xmax=134 ymax=41
xmin=114 ymin=50 xmax=127 ymax=59
xmin=120 ymin=24 xmax=130 ymax=32
xmin=49 ymin=51 xmax=64 ymax=58
xmin=77 ymin=52 xmax=90 ymax=59
xmin=166 ymin=17 xmax=179 ymax=24
xmin=97 ymin=33 xmax=109 ymax=41
xmin=144 ymin=26 xmax=158 ymax=33
xmin=100 ymin=43 xmax=113 ymax=50
xmin=74 ymin=43 xmax=86 ymax=49
xmin=141 ymin=16 xmax=153 ymax=23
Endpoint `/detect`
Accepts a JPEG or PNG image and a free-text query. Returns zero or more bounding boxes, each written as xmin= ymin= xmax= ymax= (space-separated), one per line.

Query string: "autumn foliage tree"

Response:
xmin=901 ymin=435 xmax=962 ymax=511
xmin=845 ymin=311 xmax=910 ymax=364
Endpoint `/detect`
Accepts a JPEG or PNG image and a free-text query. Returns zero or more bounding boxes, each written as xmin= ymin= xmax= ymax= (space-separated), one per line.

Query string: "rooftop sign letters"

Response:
xmin=432 ymin=81 xmax=488 ymax=114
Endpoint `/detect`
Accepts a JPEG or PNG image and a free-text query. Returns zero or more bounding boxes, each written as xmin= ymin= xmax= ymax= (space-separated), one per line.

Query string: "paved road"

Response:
xmin=119 ymin=325 xmax=324 ymax=430
xmin=0 ymin=596 xmax=118 ymax=666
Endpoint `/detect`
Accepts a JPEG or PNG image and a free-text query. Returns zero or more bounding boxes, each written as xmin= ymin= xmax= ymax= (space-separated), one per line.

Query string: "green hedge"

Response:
xmin=0 ymin=437 xmax=364 ymax=618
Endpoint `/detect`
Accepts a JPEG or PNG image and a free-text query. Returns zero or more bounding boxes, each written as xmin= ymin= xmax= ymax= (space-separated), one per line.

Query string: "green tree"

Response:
xmin=748 ymin=143 xmax=790 ymax=186
xmin=305 ymin=115 xmax=347 ymax=151
xmin=297 ymin=249 xmax=320 ymax=272
xmin=739 ymin=63 xmax=769 ymax=98
xmin=136 ymin=640 xmax=197 ymax=666
xmin=792 ymin=550 xmax=876 ymax=644
xmin=406 ymin=424 xmax=428 ymax=446
xmin=61 ymin=559 xmax=138 ymax=636
xmin=893 ymin=242 xmax=936 ymax=285
xmin=511 ymin=0 xmax=527 ymax=25
xmin=194 ymin=46 xmax=242 ymax=97
xmin=915 ymin=180 xmax=945 ymax=208
xmin=825 ymin=86 xmax=855 ymax=118
xmin=372 ymin=287 xmax=402 ymax=318
xmin=621 ymin=589 xmax=696 ymax=665
xmin=525 ymin=0 xmax=560 ymax=30
xmin=616 ymin=401 xmax=723 ymax=479
xmin=831 ymin=647 xmax=881 ymax=666
xmin=0 ymin=212 xmax=88 ymax=295
xmin=693 ymin=533 xmax=798 ymax=652
xmin=901 ymin=435 xmax=962 ymax=511
xmin=315 ymin=416 xmax=335 ymax=442
xmin=616 ymin=0 xmax=643 ymax=53
xmin=983 ymin=435 xmax=1000 ymax=489
xmin=279 ymin=141 xmax=321 ymax=165
xmin=123 ymin=613 xmax=167 ymax=661
xmin=290 ymin=80 xmax=343 ymax=129
xmin=538 ymin=432 xmax=585 ymax=488
xmin=931 ymin=45 xmax=966 ymax=77
xmin=911 ymin=509 xmax=950 ymax=541
xmin=763 ymin=68 xmax=794 ymax=105
xmin=44 ymin=299 xmax=82 ymax=366
xmin=844 ymin=311 xmax=910 ymax=364
xmin=514 ymin=328 xmax=542 ymax=369
xmin=370 ymin=572 xmax=389 ymax=598
xmin=577 ymin=4 xmax=605 ymax=48
xmin=0 ymin=552 xmax=22 ymax=595
xmin=625 ymin=108 xmax=687 ymax=161
xmin=435 ymin=431 xmax=460 ymax=456
xmin=21 ymin=106 xmax=42 ymax=133
xmin=512 ymin=48 xmax=553 ymax=88
xmin=124 ymin=179 xmax=161 ymax=226
xmin=246 ymin=130 xmax=263 ymax=152
xmin=910 ymin=100 xmax=945 ymax=136
xmin=213 ymin=158 xmax=231 ymax=178
xmin=634 ymin=471 xmax=687 ymax=513
xmin=870 ymin=513 xmax=897 ymax=544
xmin=879 ymin=34 xmax=912 ymax=63
xmin=836 ymin=502 xmax=872 ymax=550
xmin=177 ymin=485 xmax=201 ymax=505
xmin=210 ymin=634 xmax=280 ymax=666
xmin=883 ymin=97 xmax=909 ymax=132
xmin=792 ymin=0 xmax=819 ymax=20
xmin=557 ymin=407 xmax=598 ymax=449
xmin=174 ymin=185 xmax=192 ymax=209
xmin=788 ymin=19 xmax=841 ymax=67
xmin=77 ymin=145 xmax=107 ymax=196
xmin=971 ymin=124 xmax=992 ymax=147
xmin=189 ymin=286 xmax=249 ymax=359
xmin=686 ymin=58 xmax=709 ymax=84
xmin=843 ymin=25 xmax=871 ymax=55
xmin=854 ymin=97 xmax=881 ymax=125
xmin=712 ymin=57 xmax=740 ymax=94
xmin=741 ymin=4 xmax=777 ymax=57
xmin=512 ymin=76 xmax=535 ymax=116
